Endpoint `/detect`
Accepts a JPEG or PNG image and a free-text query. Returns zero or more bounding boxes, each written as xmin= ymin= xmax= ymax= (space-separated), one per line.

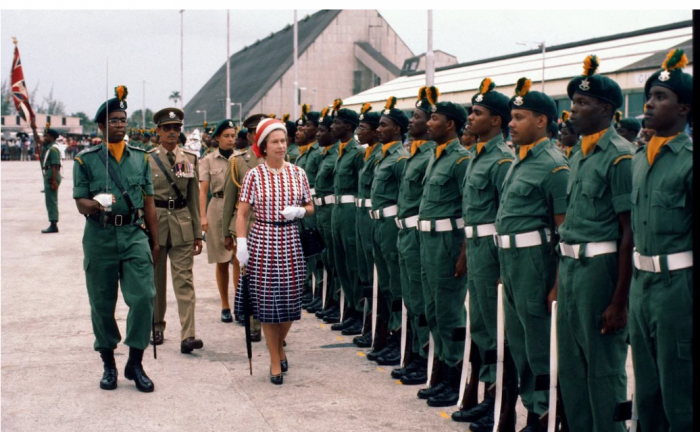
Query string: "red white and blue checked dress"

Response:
xmin=234 ymin=163 xmax=311 ymax=323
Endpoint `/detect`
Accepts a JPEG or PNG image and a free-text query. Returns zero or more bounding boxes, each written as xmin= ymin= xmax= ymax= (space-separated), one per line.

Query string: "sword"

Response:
xmin=547 ymin=300 xmax=558 ymax=432
xmin=321 ymin=268 xmax=328 ymax=313
xmin=339 ymin=286 xmax=345 ymax=323
xmin=311 ymin=272 xmax=316 ymax=297
xmin=399 ymin=300 xmax=408 ymax=367
xmin=426 ymin=333 xmax=435 ymax=387
xmin=629 ymin=345 xmax=638 ymax=432
xmin=457 ymin=291 xmax=472 ymax=409
xmin=492 ymin=283 xmax=505 ymax=432
xmin=370 ymin=264 xmax=378 ymax=347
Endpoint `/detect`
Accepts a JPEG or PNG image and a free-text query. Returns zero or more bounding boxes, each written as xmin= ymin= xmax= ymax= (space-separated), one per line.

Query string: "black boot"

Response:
xmin=418 ymin=360 xmax=446 ymax=399
xmin=330 ymin=314 xmax=356 ymax=331
xmin=370 ymin=329 xmax=399 ymax=362
xmin=342 ymin=311 xmax=364 ymax=335
xmin=306 ymin=297 xmax=323 ymax=313
xmin=427 ymin=363 xmax=461 ymax=407
xmin=398 ymin=356 xmax=428 ymax=384
xmin=99 ymin=349 xmax=117 ymax=390
xmin=41 ymin=221 xmax=58 ymax=234
xmin=519 ymin=411 xmax=545 ymax=432
xmin=452 ymin=389 xmax=494 ymax=422
xmin=124 ymin=347 xmax=154 ymax=393
xmin=391 ymin=355 xmax=422 ymax=379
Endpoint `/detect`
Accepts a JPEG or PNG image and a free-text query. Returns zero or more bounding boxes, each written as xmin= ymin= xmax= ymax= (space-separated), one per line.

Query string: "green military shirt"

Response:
xmin=560 ymin=128 xmax=634 ymax=244
xmin=286 ymin=143 xmax=300 ymax=164
xmin=419 ymin=139 xmax=471 ymax=220
xmin=397 ymin=140 xmax=436 ymax=219
xmin=496 ymin=139 xmax=569 ymax=235
xmin=73 ymin=144 xmax=153 ymax=214
xmin=631 ymin=132 xmax=692 ymax=256
xmin=357 ymin=143 xmax=383 ymax=201
xmin=315 ymin=142 xmax=339 ymax=199
xmin=304 ymin=142 xmax=322 ymax=194
xmin=222 ymin=145 xmax=261 ymax=236
xmin=333 ymin=138 xmax=363 ymax=197
xmin=565 ymin=140 xmax=582 ymax=160
xmin=294 ymin=144 xmax=312 ymax=171
xmin=462 ymin=135 xmax=514 ymax=225
xmin=371 ymin=141 xmax=408 ymax=210
xmin=41 ymin=143 xmax=62 ymax=177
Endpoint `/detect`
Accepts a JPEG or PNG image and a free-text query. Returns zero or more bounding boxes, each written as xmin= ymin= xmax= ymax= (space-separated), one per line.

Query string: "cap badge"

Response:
xmin=416 ymin=100 xmax=422 ymax=107
xmin=475 ymin=94 xmax=484 ymax=103
xmin=229 ymin=121 xmax=233 ymax=127
xmin=119 ymin=101 xmax=125 ymax=109
xmin=513 ymin=96 xmax=524 ymax=106
xmin=659 ymin=70 xmax=671 ymax=82
xmin=579 ymin=78 xmax=591 ymax=91
xmin=431 ymin=105 xmax=437 ymax=113
xmin=359 ymin=114 xmax=364 ymax=120
xmin=297 ymin=119 xmax=303 ymax=125
xmin=383 ymin=109 xmax=391 ymax=115
xmin=169 ymin=111 xmax=176 ymax=119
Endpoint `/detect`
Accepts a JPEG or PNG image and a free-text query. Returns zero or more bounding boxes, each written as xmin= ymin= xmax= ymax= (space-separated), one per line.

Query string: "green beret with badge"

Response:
xmin=319 ymin=106 xmax=333 ymax=128
xmin=213 ymin=119 xmax=237 ymax=137
xmin=558 ymin=110 xmax=574 ymax=132
xmin=153 ymin=107 xmax=184 ymax=126
xmin=45 ymin=128 xmax=59 ymax=139
xmin=614 ymin=110 xmax=641 ymax=134
xmin=331 ymin=99 xmax=359 ymax=127
xmin=94 ymin=85 xmax=129 ymax=124
xmin=471 ymin=77 xmax=512 ymax=124
xmin=509 ymin=77 xmax=557 ymax=122
xmin=644 ymin=48 xmax=692 ymax=105
xmin=380 ymin=96 xmax=409 ymax=134
xmin=358 ymin=103 xmax=381 ymax=127
xmin=416 ymin=86 xmax=439 ymax=114
xmin=282 ymin=113 xmax=297 ymax=137
xmin=430 ymin=100 xmax=468 ymax=131
xmin=567 ymin=55 xmax=623 ymax=108
xmin=299 ymin=104 xmax=322 ymax=127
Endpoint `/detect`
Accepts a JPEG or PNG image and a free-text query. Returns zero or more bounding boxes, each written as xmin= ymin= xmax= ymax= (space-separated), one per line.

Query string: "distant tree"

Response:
xmin=1 ymin=79 xmax=14 ymax=115
xmin=42 ymin=85 xmax=66 ymax=115
xmin=72 ymin=112 xmax=97 ymax=134
xmin=169 ymin=91 xmax=181 ymax=105
xmin=129 ymin=108 xmax=155 ymax=129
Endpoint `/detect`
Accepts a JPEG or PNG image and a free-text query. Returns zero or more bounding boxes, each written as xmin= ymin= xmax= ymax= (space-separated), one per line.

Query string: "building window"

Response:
xmin=16 ymin=116 xmax=20 ymax=125
xmin=1 ymin=117 xmax=4 ymax=126
xmin=374 ymin=76 xmax=381 ymax=87
xmin=627 ymin=92 xmax=645 ymax=119
xmin=555 ymin=99 xmax=571 ymax=116
xmin=62 ymin=117 xmax=66 ymax=126
xmin=353 ymin=70 xmax=363 ymax=95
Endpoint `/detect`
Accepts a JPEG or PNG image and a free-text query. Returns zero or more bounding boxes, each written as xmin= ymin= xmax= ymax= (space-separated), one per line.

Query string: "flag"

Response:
xmin=11 ymin=43 xmax=35 ymax=123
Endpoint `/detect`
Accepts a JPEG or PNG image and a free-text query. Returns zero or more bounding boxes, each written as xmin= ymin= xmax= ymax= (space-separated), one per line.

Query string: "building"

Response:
xmin=343 ymin=20 xmax=693 ymax=120
xmin=400 ymin=50 xmax=458 ymax=76
xmin=1 ymin=113 xmax=83 ymax=138
xmin=184 ymin=9 xmax=414 ymax=128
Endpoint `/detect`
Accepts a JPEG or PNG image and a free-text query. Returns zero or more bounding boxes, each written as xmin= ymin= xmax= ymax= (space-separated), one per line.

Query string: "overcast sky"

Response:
xmin=1 ymin=9 xmax=691 ymax=118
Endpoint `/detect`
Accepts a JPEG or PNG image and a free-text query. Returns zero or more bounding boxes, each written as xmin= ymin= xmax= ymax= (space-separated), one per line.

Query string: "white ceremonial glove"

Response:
xmin=236 ymin=237 xmax=249 ymax=266
xmin=280 ymin=206 xmax=306 ymax=220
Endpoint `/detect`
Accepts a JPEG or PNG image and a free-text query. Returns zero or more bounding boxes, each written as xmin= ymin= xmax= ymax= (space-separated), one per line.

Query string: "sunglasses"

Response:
xmin=160 ymin=124 xmax=182 ymax=132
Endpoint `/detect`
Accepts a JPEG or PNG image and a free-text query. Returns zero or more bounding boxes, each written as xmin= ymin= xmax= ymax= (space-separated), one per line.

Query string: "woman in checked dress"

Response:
xmin=234 ymin=118 xmax=314 ymax=385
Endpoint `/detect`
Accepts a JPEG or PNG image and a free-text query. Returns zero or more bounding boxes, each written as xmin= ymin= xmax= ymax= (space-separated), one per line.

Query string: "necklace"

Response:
xmin=266 ymin=161 xmax=285 ymax=174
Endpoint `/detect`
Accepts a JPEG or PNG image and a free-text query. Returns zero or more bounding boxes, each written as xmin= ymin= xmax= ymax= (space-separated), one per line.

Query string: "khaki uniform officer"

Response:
xmin=629 ymin=49 xmax=692 ymax=431
xmin=222 ymin=113 xmax=268 ymax=340
xmin=495 ymin=78 xmax=569 ymax=431
xmin=558 ymin=56 xmax=634 ymax=432
xmin=148 ymin=108 xmax=204 ymax=354
xmin=416 ymin=100 xmax=470 ymax=407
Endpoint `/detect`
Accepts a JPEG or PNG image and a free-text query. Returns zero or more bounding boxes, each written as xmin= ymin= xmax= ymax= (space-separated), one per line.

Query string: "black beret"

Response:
xmin=153 ymin=107 xmax=184 ymax=126
xmin=334 ymin=108 xmax=359 ymax=127
xmin=285 ymin=120 xmax=297 ymax=137
xmin=617 ymin=118 xmax=642 ymax=133
xmin=509 ymin=77 xmax=557 ymax=123
xmin=380 ymin=97 xmax=409 ymax=133
xmin=431 ymin=101 xmax=468 ymax=129
xmin=94 ymin=86 xmax=130 ymax=124
xmin=213 ymin=119 xmax=237 ymax=137
xmin=567 ymin=55 xmax=623 ymax=109
xmin=547 ymin=121 xmax=559 ymax=138
xmin=45 ymin=128 xmax=59 ymax=139
xmin=415 ymin=86 xmax=440 ymax=114
xmin=238 ymin=128 xmax=248 ymax=138
xmin=644 ymin=49 xmax=692 ymax=105
xmin=471 ymin=78 xmax=512 ymax=125
xmin=319 ymin=107 xmax=333 ymax=128
xmin=558 ymin=111 xmax=574 ymax=132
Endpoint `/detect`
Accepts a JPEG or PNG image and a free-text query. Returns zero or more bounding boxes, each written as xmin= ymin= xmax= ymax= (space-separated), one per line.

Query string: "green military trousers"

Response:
xmin=356 ymin=207 xmax=374 ymax=309
xmin=498 ymin=242 xmax=555 ymax=416
xmin=557 ymin=254 xmax=628 ymax=432
xmin=302 ymin=212 xmax=323 ymax=298
xmin=398 ymin=227 xmax=429 ymax=358
xmin=316 ymin=205 xmax=338 ymax=302
xmin=83 ymin=220 xmax=155 ymax=351
xmin=466 ymin=236 xmax=500 ymax=384
xmin=332 ymin=203 xmax=361 ymax=312
xmin=419 ymin=229 xmax=467 ymax=367
xmin=43 ymin=173 xmax=61 ymax=222
xmin=629 ymin=267 xmax=692 ymax=431
xmin=372 ymin=217 xmax=403 ymax=329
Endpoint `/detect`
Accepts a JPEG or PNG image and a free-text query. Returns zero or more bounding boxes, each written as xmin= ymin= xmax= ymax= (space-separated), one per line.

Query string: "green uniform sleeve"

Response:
xmin=394 ymin=155 xmax=408 ymax=179
xmin=609 ymin=156 xmax=633 ymax=214
xmin=222 ymin=162 xmax=238 ymax=237
xmin=143 ymin=155 xmax=154 ymax=196
xmin=48 ymin=148 xmax=61 ymax=166
xmin=73 ymin=157 xmax=91 ymax=199
xmin=454 ymin=156 xmax=469 ymax=187
xmin=493 ymin=158 xmax=513 ymax=196
xmin=547 ymin=166 xmax=570 ymax=215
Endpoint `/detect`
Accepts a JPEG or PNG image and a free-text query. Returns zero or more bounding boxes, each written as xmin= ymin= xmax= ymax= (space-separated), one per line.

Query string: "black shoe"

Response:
xmin=221 ymin=309 xmax=233 ymax=323
xmin=417 ymin=381 xmax=447 ymax=399
xmin=323 ymin=312 xmax=341 ymax=324
xmin=124 ymin=363 xmax=154 ymax=393
xmin=180 ymin=337 xmax=204 ymax=354
xmin=306 ymin=298 xmax=323 ymax=313
xmin=100 ymin=367 xmax=118 ymax=390
xmin=452 ymin=393 xmax=494 ymax=423
xmin=427 ymin=385 xmax=460 ymax=407
xmin=401 ymin=367 xmax=428 ymax=385
xmin=150 ymin=330 xmax=163 ymax=346
xmin=41 ymin=222 xmax=58 ymax=234
xmin=341 ymin=321 xmax=364 ymax=336
xmin=316 ymin=306 xmax=337 ymax=319
xmin=353 ymin=332 xmax=372 ymax=348
xmin=250 ymin=330 xmax=262 ymax=342
xmin=467 ymin=409 xmax=494 ymax=431
xmin=331 ymin=316 xmax=355 ymax=331
xmin=391 ymin=357 xmax=423 ymax=378
xmin=270 ymin=369 xmax=283 ymax=385
xmin=376 ymin=347 xmax=401 ymax=366
xmin=366 ymin=344 xmax=393 ymax=362
xmin=281 ymin=358 xmax=288 ymax=373
xmin=519 ymin=412 xmax=545 ymax=432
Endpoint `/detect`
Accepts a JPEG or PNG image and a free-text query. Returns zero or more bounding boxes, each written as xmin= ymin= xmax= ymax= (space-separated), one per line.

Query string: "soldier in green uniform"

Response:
xmin=352 ymin=104 xmax=383 ymax=346
xmin=558 ymin=111 xmax=581 ymax=159
xmin=31 ymin=120 xmax=61 ymax=233
xmin=416 ymin=99 xmax=470 ymax=407
xmin=148 ymin=108 xmax=204 ymax=354
xmin=73 ymin=86 xmax=158 ymax=392
xmin=454 ymin=79 xmax=518 ymax=431
xmin=495 ymin=78 xmax=569 ymax=431
xmin=392 ymin=87 xmax=437 ymax=384
xmin=365 ymin=97 xmax=409 ymax=367
xmin=629 ymin=49 xmax=692 ymax=431
xmin=329 ymin=99 xmax=364 ymax=329
xmin=312 ymin=107 xmax=341 ymax=321
xmin=222 ymin=113 xmax=268 ymax=340
xmin=613 ymin=111 xmax=642 ymax=145
xmin=460 ymin=122 xmax=477 ymax=153
xmin=283 ymin=113 xmax=300 ymax=164
xmin=558 ymin=56 xmax=633 ymax=432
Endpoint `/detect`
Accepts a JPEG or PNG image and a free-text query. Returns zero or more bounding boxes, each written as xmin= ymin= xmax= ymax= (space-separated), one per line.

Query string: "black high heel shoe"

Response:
xmin=281 ymin=357 xmax=288 ymax=373
xmin=270 ymin=368 xmax=284 ymax=385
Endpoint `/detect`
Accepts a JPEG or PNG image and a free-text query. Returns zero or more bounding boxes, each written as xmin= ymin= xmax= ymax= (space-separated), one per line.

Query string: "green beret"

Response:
xmin=94 ymin=85 xmax=129 ymax=124
xmin=380 ymin=97 xmax=409 ymax=133
xmin=358 ymin=104 xmax=381 ymax=127
xmin=567 ymin=55 xmax=623 ymax=109
xmin=213 ymin=119 xmax=237 ymax=137
xmin=548 ymin=121 xmax=559 ymax=138
xmin=335 ymin=108 xmax=359 ymax=127
xmin=285 ymin=120 xmax=297 ymax=137
xmin=617 ymin=118 xmax=641 ymax=133
xmin=558 ymin=111 xmax=574 ymax=132
xmin=415 ymin=86 xmax=440 ymax=114
xmin=319 ymin=107 xmax=333 ymax=128
xmin=179 ymin=133 xmax=187 ymax=144
xmin=471 ymin=78 xmax=511 ymax=125
xmin=153 ymin=107 xmax=184 ymax=126
xmin=45 ymin=129 xmax=59 ymax=139
xmin=644 ymin=49 xmax=692 ymax=105
xmin=509 ymin=77 xmax=557 ymax=123
xmin=238 ymin=128 xmax=248 ymax=138
xmin=431 ymin=101 xmax=468 ymax=130
xmin=299 ymin=111 xmax=321 ymax=127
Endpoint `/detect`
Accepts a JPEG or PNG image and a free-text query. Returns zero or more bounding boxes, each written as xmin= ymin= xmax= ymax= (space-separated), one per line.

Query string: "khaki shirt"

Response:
xmin=199 ymin=148 xmax=229 ymax=194
xmin=222 ymin=146 xmax=262 ymax=237
xmin=148 ymin=145 xmax=202 ymax=246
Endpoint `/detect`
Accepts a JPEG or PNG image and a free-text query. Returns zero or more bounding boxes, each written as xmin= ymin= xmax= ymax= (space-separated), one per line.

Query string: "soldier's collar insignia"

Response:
xmin=169 ymin=111 xmax=176 ymax=119
xmin=513 ymin=96 xmax=524 ymax=106
xmin=579 ymin=78 xmax=591 ymax=91
xmin=475 ymin=94 xmax=484 ymax=102
xmin=659 ymin=70 xmax=671 ymax=82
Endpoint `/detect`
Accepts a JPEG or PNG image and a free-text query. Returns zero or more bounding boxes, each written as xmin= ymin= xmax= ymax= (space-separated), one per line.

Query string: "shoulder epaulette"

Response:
xmin=498 ymin=158 xmax=514 ymax=165
xmin=613 ymin=154 xmax=633 ymax=165
xmin=182 ymin=148 xmax=199 ymax=157
xmin=147 ymin=148 xmax=157 ymax=154
xmin=456 ymin=155 xmax=471 ymax=165
xmin=396 ymin=156 xmax=408 ymax=162
xmin=127 ymin=144 xmax=145 ymax=152
xmin=77 ymin=145 xmax=102 ymax=157
xmin=75 ymin=156 xmax=84 ymax=165
xmin=552 ymin=165 xmax=569 ymax=174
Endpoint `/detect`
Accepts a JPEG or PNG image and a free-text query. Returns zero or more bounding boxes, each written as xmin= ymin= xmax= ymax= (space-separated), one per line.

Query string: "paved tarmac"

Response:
xmin=1 ymin=160 xmax=634 ymax=431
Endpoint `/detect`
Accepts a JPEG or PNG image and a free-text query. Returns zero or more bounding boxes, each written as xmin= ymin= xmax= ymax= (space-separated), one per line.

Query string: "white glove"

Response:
xmin=236 ymin=237 xmax=249 ymax=266
xmin=280 ymin=206 xmax=306 ymax=220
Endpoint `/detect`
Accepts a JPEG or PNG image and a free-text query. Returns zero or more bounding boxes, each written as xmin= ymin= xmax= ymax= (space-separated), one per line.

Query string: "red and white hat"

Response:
xmin=253 ymin=118 xmax=287 ymax=157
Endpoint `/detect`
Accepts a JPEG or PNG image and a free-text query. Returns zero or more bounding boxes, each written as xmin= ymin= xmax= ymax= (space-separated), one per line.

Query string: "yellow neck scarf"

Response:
xmin=338 ymin=140 xmax=350 ymax=158
xmin=581 ymin=128 xmax=608 ymax=157
xmin=476 ymin=142 xmax=486 ymax=155
xmin=565 ymin=147 xmax=572 ymax=158
xmin=364 ymin=142 xmax=378 ymax=161
xmin=436 ymin=142 xmax=449 ymax=159
xmin=647 ymin=134 xmax=679 ymax=166
xmin=465 ymin=143 xmax=475 ymax=152
xmin=381 ymin=141 xmax=400 ymax=158
xmin=518 ymin=137 xmax=548 ymax=161
xmin=108 ymin=141 xmax=126 ymax=163
xmin=410 ymin=140 xmax=428 ymax=156
xmin=298 ymin=143 xmax=312 ymax=156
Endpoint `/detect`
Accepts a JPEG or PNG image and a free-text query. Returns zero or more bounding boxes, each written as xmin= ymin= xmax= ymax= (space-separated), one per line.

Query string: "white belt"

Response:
xmin=309 ymin=188 xmax=316 ymax=197
xmin=313 ymin=194 xmax=336 ymax=206
xmin=355 ymin=198 xmax=372 ymax=208
xmin=336 ymin=195 xmax=355 ymax=204
xmin=464 ymin=223 xmax=497 ymax=239
xmin=495 ymin=228 xmax=551 ymax=249
xmin=417 ymin=218 xmax=465 ymax=232
xmin=369 ymin=205 xmax=398 ymax=220
xmin=633 ymin=248 xmax=693 ymax=273
xmin=396 ymin=215 xmax=419 ymax=229
xmin=559 ymin=241 xmax=617 ymax=259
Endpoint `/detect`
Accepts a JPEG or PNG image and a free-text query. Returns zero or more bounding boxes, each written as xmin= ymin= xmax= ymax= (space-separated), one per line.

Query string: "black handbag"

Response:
xmin=298 ymin=223 xmax=325 ymax=258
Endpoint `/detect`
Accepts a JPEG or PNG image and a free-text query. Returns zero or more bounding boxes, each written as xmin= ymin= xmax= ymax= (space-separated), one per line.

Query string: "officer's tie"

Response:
xmin=167 ymin=151 xmax=175 ymax=166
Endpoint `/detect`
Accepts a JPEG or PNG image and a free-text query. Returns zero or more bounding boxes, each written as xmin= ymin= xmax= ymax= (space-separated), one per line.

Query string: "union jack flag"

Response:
xmin=11 ymin=43 xmax=34 ymax=123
